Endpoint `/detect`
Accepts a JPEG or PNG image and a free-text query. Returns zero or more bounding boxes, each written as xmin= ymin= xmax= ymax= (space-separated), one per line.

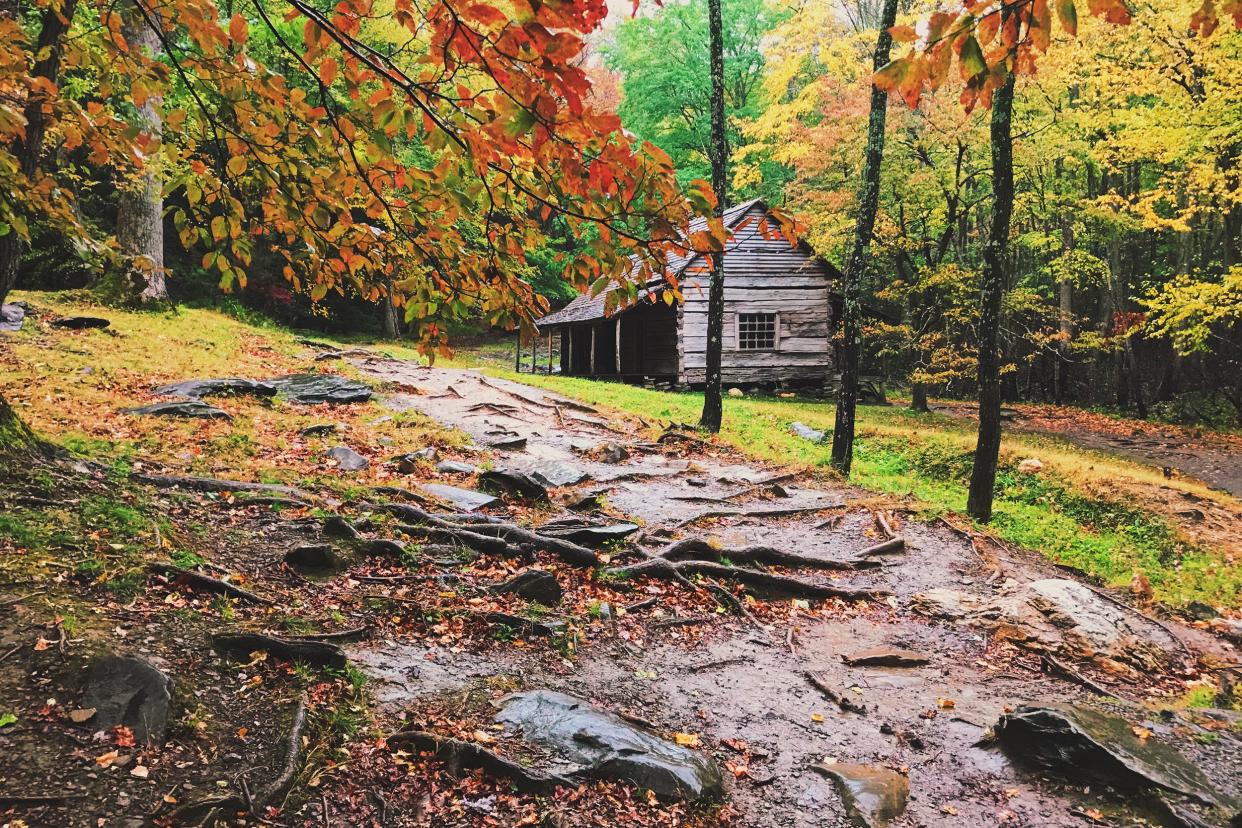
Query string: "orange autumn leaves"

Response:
xmin=874 ymin=0 xmax=1239 ymax=111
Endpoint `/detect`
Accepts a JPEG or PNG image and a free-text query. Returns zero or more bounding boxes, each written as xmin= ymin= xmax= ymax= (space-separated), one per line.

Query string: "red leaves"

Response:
xmin=1086 ymin=0 xmax=1132 ymax=24
xmin=873 ymin=54 xmax=927 ymax=109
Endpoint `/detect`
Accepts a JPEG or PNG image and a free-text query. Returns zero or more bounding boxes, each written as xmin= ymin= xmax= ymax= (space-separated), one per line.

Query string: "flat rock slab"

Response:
xmin=51 ymin=315 xmax=110 ymax=329
xmin=436 ymin=460 xmax=478 ymax=475
xmin=270 ymin=373 xmax=372 ymax=404
xmin=0 ymin=303 xmax=24 ymax=332
xmin=495 ymin=690 xmax=724 ymax=802
xmin=326 ymin=446 xmax=369 ymax=471
xmin=995 ymin=703 xmax=1230 ymax=809
xmin=422 ymin=483 xmax=499 ymax=512
xmin=126 ymin=401 xmax=231 ymax=419
xmin=501 ymin=456 xmax=590 ymax=487
xmin=492 ymin=569 xmax=562 ymax=606
xmin=82 ymin=655 xmax=172 ymax=745
xmin=539 ymin=521 xmax=640 ymax=547
xmin=153 ymin=378 xmax=277 ymax=399
xmin=791 ymin=421 xmax=826 ymax=442
xmin=810 ymin=763 xmax=909 ymax=827
xmin=478 ymin=468 xmax=549 ymax=502
xmin=841 ymin=648 xmax=931 ymax=667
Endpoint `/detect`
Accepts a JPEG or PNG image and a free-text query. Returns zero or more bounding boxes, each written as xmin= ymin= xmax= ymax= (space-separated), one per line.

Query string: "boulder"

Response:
xmin=995 ymin=703 xmax=1230 ymax=809
xmin=809 ymin=763 xmax=909 ymax=827
xmin=495 ymin=690 xmax=723 ymax=802
xmin=478 ymin=468 xmax=549 ymax=502
xmin=269 ymin=373 xmax=372 ymax=404
xmin=422 ymin=483 xmax=499 ymax=512
xmin=82 ymin=655 xmax=173 ymax=745
xmin=791 ymin=421 xmax=826 ymax=442
xmin=51 ymin=315 xmax=110 ymax=329
xmin=125 ymin=401 xmax=231 ymax=419
xmin=152 ymin=378 xmax=277 ymax=399
xmin=492 ymin=570 xmax=562 ymax=606
xmin=0 ymin=303 xmax=25 ymax=332
xmin=436 ymin=460 xmax=479 ymax=475
xmin=326 ymin=446 xmax=369 ymax=471
xmin=502 ymin=457 xmax=589 ymax=487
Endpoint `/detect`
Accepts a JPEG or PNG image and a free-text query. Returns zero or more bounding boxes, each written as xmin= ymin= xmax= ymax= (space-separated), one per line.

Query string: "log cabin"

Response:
xmin=533 ymin=199 xmax=842 ymax=390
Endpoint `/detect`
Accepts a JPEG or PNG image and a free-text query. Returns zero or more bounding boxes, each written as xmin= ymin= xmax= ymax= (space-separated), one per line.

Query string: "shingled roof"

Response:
xmin=536 ymin=198 xmax=771 ymax=329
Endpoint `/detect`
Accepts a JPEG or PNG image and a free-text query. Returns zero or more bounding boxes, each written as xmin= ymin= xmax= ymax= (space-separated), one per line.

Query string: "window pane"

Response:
xmin=738 ymin=313 xmax=776 ymax=350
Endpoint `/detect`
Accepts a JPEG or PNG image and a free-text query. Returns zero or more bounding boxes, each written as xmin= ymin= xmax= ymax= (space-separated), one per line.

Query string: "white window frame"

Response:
xmin=734 ymin=311 xmax=780 ymax=351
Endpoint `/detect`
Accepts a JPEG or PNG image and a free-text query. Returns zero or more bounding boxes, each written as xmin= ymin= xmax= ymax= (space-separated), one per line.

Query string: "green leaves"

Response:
xmin=1056 ymin=0 xmax=1079 ymax=35
xmin=957 ymin=35 xmax=987 ymax=83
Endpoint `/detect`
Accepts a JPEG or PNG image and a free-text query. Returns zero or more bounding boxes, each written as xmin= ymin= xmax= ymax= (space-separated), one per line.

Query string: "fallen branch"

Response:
xmin=148 ymin=564 xmax=272 ymax=606
xmin=805 ymin=671 xmax=867 ymax=714
xmin=872 ymin=510 xmax=897 ymax=540
xmin=385 ymin=730 xmax=574 ymax=794
xmin=605 ymin=558 xmax=884 ymax=602
xmin=212 ymin=632 xmax=347 ymax=670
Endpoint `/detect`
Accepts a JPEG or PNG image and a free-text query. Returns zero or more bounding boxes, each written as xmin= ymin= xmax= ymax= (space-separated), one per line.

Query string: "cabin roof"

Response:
xmin=537 ymin=199 xmax=831 ymax=329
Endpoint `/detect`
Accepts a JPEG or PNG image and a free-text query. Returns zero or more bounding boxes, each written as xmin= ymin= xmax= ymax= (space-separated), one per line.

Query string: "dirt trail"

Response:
xmin=351 ymin=360 xmax=1242 ymax=827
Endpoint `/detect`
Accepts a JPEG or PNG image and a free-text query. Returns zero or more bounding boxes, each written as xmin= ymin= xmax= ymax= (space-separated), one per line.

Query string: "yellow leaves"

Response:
xmin=95 ymin=749 xmax=120 ymax=768
xmin=226 ymin=155 xmax=247 ymax=177
xmin=673 ymin=732 xmax=700 ymax=747
xmin=229 ymin=13 xmax=249 ymax=44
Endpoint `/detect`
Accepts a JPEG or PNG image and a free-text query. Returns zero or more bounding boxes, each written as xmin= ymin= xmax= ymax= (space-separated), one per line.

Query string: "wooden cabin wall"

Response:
xmin=620 ymin=302 xmax=678 ymax=377
xmin=678 ymin=204 xmax=834 ymax=386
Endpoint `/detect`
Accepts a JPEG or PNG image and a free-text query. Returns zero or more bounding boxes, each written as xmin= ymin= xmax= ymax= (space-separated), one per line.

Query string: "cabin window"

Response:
xmin=737 ymin=312 xmax=778 ymax=350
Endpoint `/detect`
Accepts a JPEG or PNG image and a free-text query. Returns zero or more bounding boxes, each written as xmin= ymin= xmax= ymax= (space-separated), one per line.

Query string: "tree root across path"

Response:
xmin=607 ymin=557 xmax=884 ymax=601
xmin=385 ymin=730 xmax=574 ymax=795
xmin=131 ymin=472 xmax=318 ymax=503
xmin=382 ymin=503 xmax=599 ymax=566
xmin=212 ymin=632 xmax=348 ymax=670
xmin=148 ymin=563 xmax=272 ymax=605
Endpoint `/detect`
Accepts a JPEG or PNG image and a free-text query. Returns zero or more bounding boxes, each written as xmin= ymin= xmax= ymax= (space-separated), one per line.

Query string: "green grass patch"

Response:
xmin=496 ymin=371 xmax=1239 ymax=608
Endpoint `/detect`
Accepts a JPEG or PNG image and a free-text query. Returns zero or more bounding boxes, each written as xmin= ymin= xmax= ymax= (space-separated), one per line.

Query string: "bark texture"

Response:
xmin=0 ymin=0 xmax=78 ymax=308
xmin=117 ymin=2 xmax=166 ymax=303
xmin=829 ymin=0 xmax=898 ymax=474
xmin=966 ymin=71 xmax=1017 ymax=523
xmin=698 ymin=0 xmax=728 ymax=432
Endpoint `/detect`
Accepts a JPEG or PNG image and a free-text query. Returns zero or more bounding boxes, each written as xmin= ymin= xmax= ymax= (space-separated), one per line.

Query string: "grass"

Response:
xmin=493 ymin=370 xmax=1242 ymax=609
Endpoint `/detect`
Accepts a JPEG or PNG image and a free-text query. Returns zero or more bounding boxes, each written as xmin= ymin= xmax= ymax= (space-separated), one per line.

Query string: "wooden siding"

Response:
xmin=678 ymin=203 xmax=834 ymax=386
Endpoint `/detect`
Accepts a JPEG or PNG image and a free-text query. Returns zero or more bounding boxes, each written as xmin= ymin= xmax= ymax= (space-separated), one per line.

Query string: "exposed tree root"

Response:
xmin=657 ymin=538 xmax=879 ymax=571
xmin=291 ymin=626 xmax=372 ymax=642
xmin=860 ymin=538 xmax=906 ymax=556
xmin=257 ymin=696 xmax=309 ymax=807
xmin=385 ymin=730 xmax=574 ymax=794
xmin=148 ymin=563 xmax=272 ymax=605
xmin=131 ymin=472 xmax=317 ymax=502
xmin=673 ymin=503 xmax=845 ymax=529
xmin=384 ymin=503 xmax=598 ymax=566
xmin=212 ymin=632 xmax=348 ymax=670
xmin=606 ymin=557 xmax=884 ymax=602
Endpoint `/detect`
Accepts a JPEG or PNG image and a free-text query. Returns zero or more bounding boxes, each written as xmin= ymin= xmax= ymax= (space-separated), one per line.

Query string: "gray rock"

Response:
xmin=436 ymin=460 xmax=479 ymax=475
xmin=995 ymin=703 xmax=1230 ymax=808
xmin=909 ymin=589 xmax=980 ymax=621
xmin=421 ymin=483 xmax=499 ymax=512
xmin=493 ymin=570 xmax=562 ymax=605
xmin=809 ymin=763 xmax=909 ymax=827
xmin=269 ymin=373 xmax=372 ymax=404
xmin=326 ymin=446 xmax=369 ymax=471
xmin=284 ymin=544 xmax=346 ymax=573
xmin=485 ymin=434 xmax=527 ymax=450
xmin=791 ymin=421 xmax=826 ymax=442
xmin=359 ymin=538 xmax=407 ymax=557
xmin=51 ymin=315 xmax=110 ymax=329
xmin=841 ymin=648 xmax=930 ymax=667
xmin=479 ymin=468 xmax=549 ymax=502
xmin=393 ymin=448 xmax=437 ymax=473
xmin=0 ymin=303 xmax=25 ymax=332
xmin=596 ymin=442 xmax=630 ymax=463
xmin=82 ymin=655 xmax=172 ymax=745
xmin=323 ymin=515 xmax=362 ymax=540
xmin=125 ymin=401 xmax=231 ymax=419
xmin=1186 ymin=601 xmax=1219 ymax=621
xmin=300 ymin=423 xmax=338 ymax=437
xmin=502 ymin=457 xmax=589 ymax=487
xmin=540 ymin=522 xmax=640 ymax=547
xmin=152 ymin=378 xmax=277 ymax=399
xmin=495 ymin=690 xmax=723 ymax=801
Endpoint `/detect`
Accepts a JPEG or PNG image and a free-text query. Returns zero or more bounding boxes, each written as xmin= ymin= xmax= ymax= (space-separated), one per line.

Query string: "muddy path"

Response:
xmin=347 ymin=359 xmax=1242 ymax=827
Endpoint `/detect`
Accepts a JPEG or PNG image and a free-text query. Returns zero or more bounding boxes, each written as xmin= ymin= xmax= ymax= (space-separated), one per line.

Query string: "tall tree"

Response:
xmin=116 ymin=2 xmax=167 ymax=303
xmin=829 ymin=0 xmax=899 ymax=475
xmin=699 ymin=0 xmax=729 ymax=432
xmin=966 ymin=69 xmax=1016 ymax=522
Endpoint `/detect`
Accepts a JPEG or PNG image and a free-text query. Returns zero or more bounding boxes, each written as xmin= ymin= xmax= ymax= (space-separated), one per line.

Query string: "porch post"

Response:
xmin=547 ymin=331 xmax=553 ymax=374
xmin=615 ymin=316 xmax=622 ymax=376
xmin=514 ymin=331 xmax=522 ymax=372
xmin=590 ymin=324 xmax=598 ymax=375
xmin=532 ymin=331 xmax=539 ymax=374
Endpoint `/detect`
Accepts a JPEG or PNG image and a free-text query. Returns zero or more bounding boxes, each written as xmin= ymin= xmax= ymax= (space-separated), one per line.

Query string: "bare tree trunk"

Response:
xmin=1054 ymin=217 xmax=1074 ymax=404
xmin=117 ymin=1 xmax=166 ymax=303
xmin=0 ymin=0 xmax=78 ymax=308
xmin=966 ymin=71 xmax=1016 ymax=524
xmin=830 ymin=0 xmax=898 ymax=474
xmin=698 ymin=0 xmax=728 ymax=432
xmin=381 ymin=283 xmax=400 ymax=339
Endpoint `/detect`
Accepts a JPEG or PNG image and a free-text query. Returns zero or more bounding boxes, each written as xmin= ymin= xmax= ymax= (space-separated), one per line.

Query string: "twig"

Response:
xmin=805 ymin=671 xmax=867 ymax=714
xmin=1042 ymin=655 xmax=1120 ymax=699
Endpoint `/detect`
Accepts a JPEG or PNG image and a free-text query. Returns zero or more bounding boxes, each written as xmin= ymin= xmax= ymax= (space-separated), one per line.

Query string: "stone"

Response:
xmin=1185 ymin=601 xmax=1219 ymax=621
xmin=326 ymin=446 xmax=369 ymax=471
xmin=478 ymin=468 xmax=549 ymax=502
xmin=909 ymin=589 xmax=980 ymax=621
xmin=269 ymin=373 xmax=372 ymax=404
xmin=1017 ymin=457 xmax=1044 ymax=474
xmin=493 ymin=570 xmax=562 ymax=605
xmin=995 ymin=703 xmax=1230 ymax=808
xmin=485 ymin=434 xmax=528 ymax=450
xmin=125 ymin=401 xmax=231 ymax=419
xmin=791 ymin=421 xmax=826 ymax=442
xmin=300 ymin=423 xmax=337 ymax=437
xmin=727 ymin=387 xmax=744 ymax=397
xmin=809 ymin=763 xmax=909 ymax=827
xmin=359 ymin=538 xmax=407 ymax=557
xmin=323 ymin=516 xmax=362 ymax=540
xmin=596 ymin=442 xmax=630 ymax=464
xmin=841 ymin=648 xmax=931 ymax=667
xmin=152 ymin=378 xmax=277 ymax=399
xmin=436 ymin=460 xmax=478 ymax=475
xmin=284 ymin=544 xmax=347 ymax=573
xmin=540 ymin=522 xmax=641 ymax=547
xmin=82 ymin=655 xmax=172 ymax=745
xmin=0 ymin=303 xmax=25 ymax=332
xmin=51 ymin=315 xmax=110 ymax=329
xmin=421 ymin=483 xmax=499 ymax=512
xmin=979 ymin=578 xmax=1182 ymax=671
xmin=495 ymin=690 xmax=724 ymax=801
xmin=502 ymin=456 xmax=589 ymax=487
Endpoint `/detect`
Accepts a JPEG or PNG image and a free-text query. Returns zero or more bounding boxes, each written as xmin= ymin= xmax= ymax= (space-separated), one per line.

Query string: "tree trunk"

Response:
xmin=909 ymin=382 xmax=929 ymax=413
xmin=966 ymin=71 xmax=1016 ymax=524
xmin=698 ymin=0 xmax=728 ymax=432
xmin=381 ymin=283 xmax=400 ymax=339
xmin=829 ymin=0 xmax=898 ymax=474
xmin=1054 ymin=217 xmax=1074 ymax=404
xmin=0 ymin=0 xmax=78 ymax=308
xmin=117 ymin=2 xmax=166 ymax=303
